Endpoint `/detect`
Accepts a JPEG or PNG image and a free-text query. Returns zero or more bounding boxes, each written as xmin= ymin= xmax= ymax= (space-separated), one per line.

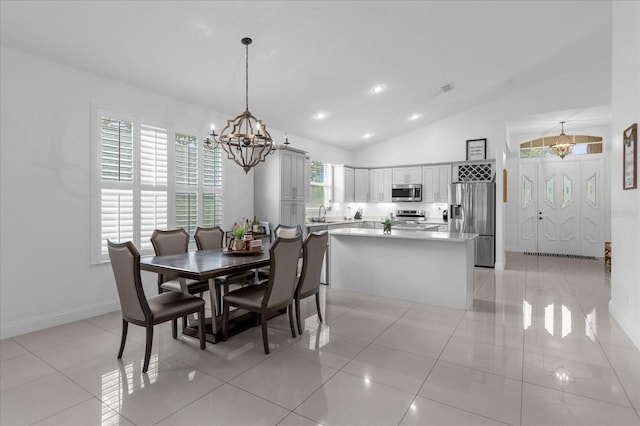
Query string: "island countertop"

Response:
xmin=328 ymin=227 xmax=477 ymax=242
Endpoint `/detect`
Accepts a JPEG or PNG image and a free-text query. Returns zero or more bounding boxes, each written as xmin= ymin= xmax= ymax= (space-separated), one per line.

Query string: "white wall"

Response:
xmin=609 ymin=1 xmax=640 ymax=350
xmin=0 ymin=46 xmax=348 ymax=338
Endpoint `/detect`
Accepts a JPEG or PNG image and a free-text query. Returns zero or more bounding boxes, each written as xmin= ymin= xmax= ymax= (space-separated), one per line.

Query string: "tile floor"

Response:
xmin=1 ymin=252 xmax=639 ymax=425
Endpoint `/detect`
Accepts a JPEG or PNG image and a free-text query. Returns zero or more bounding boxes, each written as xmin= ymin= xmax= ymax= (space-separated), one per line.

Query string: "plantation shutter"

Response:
xmin=95 ymin=112 xmax=169 ymax=261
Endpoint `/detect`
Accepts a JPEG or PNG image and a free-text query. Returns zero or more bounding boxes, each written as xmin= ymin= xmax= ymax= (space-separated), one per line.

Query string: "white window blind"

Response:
xmin=175 ymin=133 xmax=223 ymax=237
xmin=92 ymin=108 xmax=224 ymax=263
xmin=93 ymin=110 xmax=169 ymax=262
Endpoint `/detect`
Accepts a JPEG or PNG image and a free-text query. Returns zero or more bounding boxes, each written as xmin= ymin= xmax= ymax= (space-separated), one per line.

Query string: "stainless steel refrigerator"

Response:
xmin=449 ymin=182 xmax=496 ymax=267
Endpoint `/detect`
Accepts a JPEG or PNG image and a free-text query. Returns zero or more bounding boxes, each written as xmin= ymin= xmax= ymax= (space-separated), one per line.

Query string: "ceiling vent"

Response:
xmin=441 ymin=83 xmax=454 ymax=93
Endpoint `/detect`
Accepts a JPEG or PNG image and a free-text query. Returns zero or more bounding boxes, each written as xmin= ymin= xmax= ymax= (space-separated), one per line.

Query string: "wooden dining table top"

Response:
xmin=139 ymin=244 xmax=272 ymax=281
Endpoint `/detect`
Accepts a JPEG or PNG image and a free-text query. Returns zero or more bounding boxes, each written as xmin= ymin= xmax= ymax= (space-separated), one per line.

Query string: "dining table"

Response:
xmin=139 ymin=243 xmax=272 ymax=343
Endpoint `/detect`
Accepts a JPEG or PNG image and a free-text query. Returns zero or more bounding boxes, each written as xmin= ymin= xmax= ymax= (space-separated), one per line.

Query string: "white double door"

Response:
xmin=518 ymin=156 xmax=604 ymax=256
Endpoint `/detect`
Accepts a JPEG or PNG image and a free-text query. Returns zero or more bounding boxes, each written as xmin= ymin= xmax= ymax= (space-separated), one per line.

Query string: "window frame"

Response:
xmin=307 ymin=159 xmax=333 ymax=209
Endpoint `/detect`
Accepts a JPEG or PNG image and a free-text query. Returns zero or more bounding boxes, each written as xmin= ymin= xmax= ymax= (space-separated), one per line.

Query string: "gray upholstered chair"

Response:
xmin=258 ymin=224 xmax=303 ymax=280
xmin=222 ymin=235 xmax=303 ymax=354
xmin=150 ymin=228 xmax=209 ymax=295
xmin=273 ymin=224 xmax=303 ymax=239
xmin=107 ymin=240 xmax=206 ymax=373
xmin=194 ymin=226 xmax=256 ymax=306
xmin=295 ymin=231 xmax=328 ymax=334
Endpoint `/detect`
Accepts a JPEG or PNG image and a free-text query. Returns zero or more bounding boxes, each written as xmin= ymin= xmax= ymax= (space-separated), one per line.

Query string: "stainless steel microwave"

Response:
xmin=391 ymin=184 xmax=422 ymax=202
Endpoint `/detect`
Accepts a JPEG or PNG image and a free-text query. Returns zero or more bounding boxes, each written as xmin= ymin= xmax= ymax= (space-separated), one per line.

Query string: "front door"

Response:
xmin=518 ymin=156 xmax=604 ymax=256
xmin=537 ymin=161 xmax=581 ymax=255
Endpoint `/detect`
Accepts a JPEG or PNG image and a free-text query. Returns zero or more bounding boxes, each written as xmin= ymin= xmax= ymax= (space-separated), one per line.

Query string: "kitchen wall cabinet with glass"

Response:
xmin=333 ymin=165 xmax=355 ymax=203
xmin=422 ymin=164 xmax=451 ymax=203
xmin=254 ymin=147 xmax=308 ymax=232
xmin=392 ymin=166 xmax=422 ymax=184
xmin=370 ymin=168 xmax=392 ymax=202
xmin=354 ymin=168 xmax=370 ymax=202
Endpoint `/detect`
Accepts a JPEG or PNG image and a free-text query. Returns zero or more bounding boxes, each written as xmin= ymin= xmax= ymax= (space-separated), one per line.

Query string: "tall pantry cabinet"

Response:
xmin=254 ymin=147 xmax=307 ymax=233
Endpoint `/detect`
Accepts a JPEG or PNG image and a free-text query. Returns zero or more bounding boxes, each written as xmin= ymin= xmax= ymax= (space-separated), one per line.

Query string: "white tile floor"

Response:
xmin=1 ymin=252 xmax=640 ymax=425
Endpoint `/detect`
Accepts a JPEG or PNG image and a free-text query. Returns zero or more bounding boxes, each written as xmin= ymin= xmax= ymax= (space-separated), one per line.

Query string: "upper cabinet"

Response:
xmin=333 ymin=165 xmax=355 ymax=203
xmin=354 ymin=168 xmax=370 ymax=202
xmin=392 ymin=167 xmax=422 ymax=185
xmin=254 ymin=147 xmax=307 ymax=229
xmin=370 ymin=168 xmax=392 ymax=202
xmin=280 ymin=149 xmax=306 ymax=200
xmin=422 ymin=165 xmax=451 ymax=203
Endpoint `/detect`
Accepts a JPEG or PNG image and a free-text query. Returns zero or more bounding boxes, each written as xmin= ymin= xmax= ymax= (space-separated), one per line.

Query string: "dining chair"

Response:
xmin=294 ymin=231 xmax=328 ymax=334
xmin=150 ymin=228 xmax=209 ymax=295
xmin=107 ymin=240 xmax=206 ymax=373
xmin=222 ymin=235 xmax=303 ymax=354
xmin=258 ymin=224 xmax=303 ymax=280
xmin=273 ymin=224 xmax=303 ymax=238
xmin=194 ymin=226 xmax=256 ymax=307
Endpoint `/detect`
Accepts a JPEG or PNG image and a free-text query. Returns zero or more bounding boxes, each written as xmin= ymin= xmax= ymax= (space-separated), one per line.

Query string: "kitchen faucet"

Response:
xmin=319 ymin=205 xmax=327 ymax=222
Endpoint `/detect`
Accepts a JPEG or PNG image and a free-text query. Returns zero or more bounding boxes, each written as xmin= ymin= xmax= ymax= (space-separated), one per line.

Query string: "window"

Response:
xmin=519 ymin=135 xmax=603 ymax=158
xmin=308 ymin=159 xmax=332 ymax=207
xmin=174 ymin=133 xmax=223 ymax=236
xmin=92 ymin=107 xmax=222 ymax=263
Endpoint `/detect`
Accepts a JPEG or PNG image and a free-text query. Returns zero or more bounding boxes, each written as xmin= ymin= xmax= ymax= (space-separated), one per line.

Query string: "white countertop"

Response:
xmin=329 ymin=227 xmax=477 ymax=242
xmin=306 ymin=217 xmax=448 ymax=229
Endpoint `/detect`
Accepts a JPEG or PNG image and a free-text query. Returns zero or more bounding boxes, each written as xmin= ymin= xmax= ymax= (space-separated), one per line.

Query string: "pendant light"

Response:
xmin=204 ymin=37 xmax=276 ymax=173
xmin=550 ymin=121 xmax=575 ymax=159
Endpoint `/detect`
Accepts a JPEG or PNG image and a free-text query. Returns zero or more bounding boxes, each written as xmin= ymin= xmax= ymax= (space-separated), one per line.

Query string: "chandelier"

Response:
xmin=205 ymin=37 xmax=276 ymax=173
xmin=550 ymin=121 xmax=575 ymax=159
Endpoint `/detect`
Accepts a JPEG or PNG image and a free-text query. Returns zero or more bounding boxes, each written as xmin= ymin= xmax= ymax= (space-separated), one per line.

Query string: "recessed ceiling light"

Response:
xmin=314 ymin=112 xmax=327 ymax=120
xmin=362 ymin=133 xmax=373 ymax=139
xmin=409 ymin=113 xmax=422 ymax=121
xmin=370 ymin=84 xmax=385 ymax=94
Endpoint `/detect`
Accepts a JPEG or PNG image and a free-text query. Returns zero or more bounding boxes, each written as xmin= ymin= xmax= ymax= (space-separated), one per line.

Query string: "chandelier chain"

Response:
xmin=245 ymin=41 xmax=249 ymax=112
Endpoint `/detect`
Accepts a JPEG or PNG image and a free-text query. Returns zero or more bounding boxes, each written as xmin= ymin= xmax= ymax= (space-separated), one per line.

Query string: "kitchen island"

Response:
xmin=329 ymin=228 xmax=477 ymax=309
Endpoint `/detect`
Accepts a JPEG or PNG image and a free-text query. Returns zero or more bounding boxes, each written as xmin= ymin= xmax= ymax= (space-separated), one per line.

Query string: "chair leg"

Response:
xmin=295 ymin=297 xmax=303 ymax=335
xmin=261 ymin=313 xmax=270 ymax=354
xmin=288 ymin=304 xmax=297 ymax=338
xmin=117 ymin=319 xmax=128 ymax=359
xmin=222 ymin=302 xmax=230 ymax=341
xmin=315 ymin=292 xmax=323 ymax=323
xmin=143 ymin=325 xmax=153 ymax=373
xmin=172 ymin=319 xmax=178 ymax=339
xmin=198 ymin=305 xmax=206 ymax=350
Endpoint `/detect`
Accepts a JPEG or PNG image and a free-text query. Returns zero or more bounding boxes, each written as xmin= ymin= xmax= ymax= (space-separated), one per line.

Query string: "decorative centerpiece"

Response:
xmin=232 ymin=223 xmax=246 ymax=250
xmin=383 ymin=219 xmax=392 ymax=234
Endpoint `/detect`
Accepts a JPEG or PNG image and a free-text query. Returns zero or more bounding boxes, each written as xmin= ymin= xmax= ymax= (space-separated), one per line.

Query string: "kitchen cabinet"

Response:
xmin=354 ymin=168 xmax=370 ymax=202
xmin=422 ymin=164 xmax=451 ymax=203
xmin=280 ymin=149 xmax=306 ymax=200
xmin=333 ymin=165 xmax=354 ymax=203
xmin=370 ymin=168 xmax=392 ymax=202
xmin=254 ymin=147 xmax=308 ymax=230
xmin=304 ymin=156 xmax=311 ymax=202
xmin=280 ymin=201 xmax=306 ymax=231
xmin=392 ymin=167 xmax=422 ymax=184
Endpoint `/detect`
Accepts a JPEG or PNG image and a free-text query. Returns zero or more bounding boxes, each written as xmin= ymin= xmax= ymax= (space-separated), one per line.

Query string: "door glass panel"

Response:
xmin=586 ymin=172 xmax=597 ymax=207
xmin=563 ymin=175 xmax=573 ymax=207
xmin=522 ymin=175 xmax=533 ymax=208
xmin=545 ymin=176 xmax=555 ymax=207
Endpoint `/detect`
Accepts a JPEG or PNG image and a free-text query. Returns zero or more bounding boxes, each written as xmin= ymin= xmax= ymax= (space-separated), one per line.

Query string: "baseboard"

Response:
xmin=0 ymin=300 xmax=120 ymax=339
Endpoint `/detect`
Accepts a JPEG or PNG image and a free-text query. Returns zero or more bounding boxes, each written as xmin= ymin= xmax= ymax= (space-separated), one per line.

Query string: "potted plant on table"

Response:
xmin=232 ymin=223 xmax=246 ymax=250
xmin=383 ymin=219 xmax=392 ymax=234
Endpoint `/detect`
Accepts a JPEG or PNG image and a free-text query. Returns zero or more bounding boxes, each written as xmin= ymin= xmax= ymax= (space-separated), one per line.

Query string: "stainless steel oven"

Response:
xmin=391 ymin=184 xmax=422 ymax=202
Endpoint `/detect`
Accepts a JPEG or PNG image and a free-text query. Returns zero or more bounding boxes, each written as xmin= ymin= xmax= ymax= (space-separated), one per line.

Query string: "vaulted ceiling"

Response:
xmin=0 ymin=1 xmax=613 ymax=150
